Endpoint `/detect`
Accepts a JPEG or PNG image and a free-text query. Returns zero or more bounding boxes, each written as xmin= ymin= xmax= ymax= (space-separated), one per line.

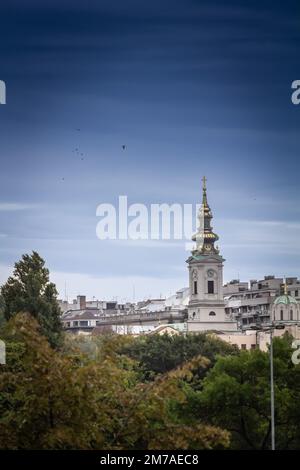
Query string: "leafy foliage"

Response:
xmin=187 ymin=334 xmax=300 ymax=449
xmin=0 ymin=295 xmax=5 ymax=327
xmin=120 ymin=332 xmax=238 ymax=381
xmin=0 ymin=314 xmax=229 ymax=450
xmin=0 ymin=252 xmax=63 ymax=348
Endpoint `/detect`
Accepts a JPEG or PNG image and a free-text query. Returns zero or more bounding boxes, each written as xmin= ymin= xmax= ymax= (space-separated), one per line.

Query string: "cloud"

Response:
xmin=108 ymin=239 xmax=186 ymax=248
xmin=0 ymin=264 xmax=13 ymax=285
xmin=0 ymin=203 xmax=40 ymax=211
xmin=221 ymin=218 xmax=300 ymax=232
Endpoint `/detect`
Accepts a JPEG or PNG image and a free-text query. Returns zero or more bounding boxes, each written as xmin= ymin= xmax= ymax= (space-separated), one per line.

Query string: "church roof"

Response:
xmin=274 ymin=294 xmax=298 ymax=305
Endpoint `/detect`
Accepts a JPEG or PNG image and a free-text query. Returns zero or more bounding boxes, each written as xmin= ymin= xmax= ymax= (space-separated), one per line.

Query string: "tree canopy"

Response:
xmin=1 ymin=251 xmax=63 ymax=348
xmin=120 ymin=331 xmax=238 ymax=381
xmin=185 ymin=334 xmax=300 ymax=450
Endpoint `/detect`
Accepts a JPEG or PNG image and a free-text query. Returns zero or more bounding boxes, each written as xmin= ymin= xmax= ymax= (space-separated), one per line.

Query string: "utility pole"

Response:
xmin=250 ymin=322 xmax=281 ymax=450
xmin=270 ymin=327 xmax=275 ymax=450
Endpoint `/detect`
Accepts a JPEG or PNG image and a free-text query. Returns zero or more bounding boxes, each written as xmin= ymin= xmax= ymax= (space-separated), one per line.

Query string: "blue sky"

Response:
xmin=0 ymin=0 xmax=300 ymax=301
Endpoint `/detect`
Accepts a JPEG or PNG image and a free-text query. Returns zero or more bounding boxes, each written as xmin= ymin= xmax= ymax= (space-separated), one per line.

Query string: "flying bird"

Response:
xmin=122 ymin=145 xmax=126 ymax=150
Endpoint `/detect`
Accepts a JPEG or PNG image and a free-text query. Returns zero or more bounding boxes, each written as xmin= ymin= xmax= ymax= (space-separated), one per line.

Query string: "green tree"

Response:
xmin=189 ymin=335 xmax=300 ymax=449
xmin=1 ymin=251 xmax=63 ymax=348
xmin=121 ymin=332 xmax=237 ymax=381
xmin=0 ymin=294 xmax=5 ymax=327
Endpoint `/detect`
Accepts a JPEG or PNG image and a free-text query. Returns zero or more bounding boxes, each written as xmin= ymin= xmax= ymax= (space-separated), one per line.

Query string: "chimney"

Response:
xmin=77 ymin=295 xmax=86 ymax=310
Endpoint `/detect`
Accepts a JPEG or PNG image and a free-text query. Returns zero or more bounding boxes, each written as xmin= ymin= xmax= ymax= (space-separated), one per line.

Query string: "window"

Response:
xmin=241 ymin=344 xmax=247 ymax=350
xmin=79 ymin=321 xmax=88 ymax=327
xmin=209 ymin=311 xmax=216 ymax=316
xmin=192 ymin=311 xmax=196 ymax=319
xmin=295 ymin=290 xmax=299 ymax=297
xmin=280 ymin=310 xmax=283 ymax=321
xmin=193 ymin=281 xmax=198 ymax=295
xmin=290 ymin=310 xmax=294 ymax=321
xmin=251 ymin=344 xmax=256 ymax=350
xmin=208 ymin=280 xmax=214 ymax=294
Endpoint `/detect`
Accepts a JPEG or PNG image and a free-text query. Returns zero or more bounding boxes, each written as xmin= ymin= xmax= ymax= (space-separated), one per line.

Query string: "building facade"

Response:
xmin=225 ymin=276 xmax=300 ymax=328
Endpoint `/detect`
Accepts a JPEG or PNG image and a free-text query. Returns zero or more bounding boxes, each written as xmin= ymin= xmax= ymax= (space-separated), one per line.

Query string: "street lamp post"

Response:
xmin=269 ymin=327 xmax=275 ymax=450
xmin=250 ymin=319 xmax=300 ymax=450
xmin=250 ymin=321 xmax=282 ymax=450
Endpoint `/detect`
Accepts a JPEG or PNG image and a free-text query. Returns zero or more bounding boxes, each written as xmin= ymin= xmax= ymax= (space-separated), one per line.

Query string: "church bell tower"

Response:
xmin=187 ymin=177 xmax=237 ymax=332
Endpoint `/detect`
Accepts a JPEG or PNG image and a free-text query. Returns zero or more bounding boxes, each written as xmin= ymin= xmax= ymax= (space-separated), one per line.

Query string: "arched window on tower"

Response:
xmin=290 ymin=310 xmax=293 ymax=321
xmin=209 ymin=311 xmax=216 ymax=316
xmin=280 ymin=309 xmax=284 ymax=321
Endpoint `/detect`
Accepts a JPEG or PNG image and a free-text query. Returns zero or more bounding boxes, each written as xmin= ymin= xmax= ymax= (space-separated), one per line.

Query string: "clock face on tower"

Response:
xmin=203 ymin=243 xmax=212 ymax=252
xmin=207 ymin=269 xmax=215 ymax=278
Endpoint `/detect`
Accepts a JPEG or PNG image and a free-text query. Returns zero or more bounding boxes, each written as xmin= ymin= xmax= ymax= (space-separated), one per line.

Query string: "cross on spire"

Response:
xmin=284 ymin=277 xmax=288 ymax=295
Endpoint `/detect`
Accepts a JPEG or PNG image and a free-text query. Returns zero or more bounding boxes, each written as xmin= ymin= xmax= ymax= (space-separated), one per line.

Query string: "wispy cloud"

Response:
xmin=222 ymin=218 xmax=300 ymax=229
xmin=0 ymin=203 xmax=40 ymax=211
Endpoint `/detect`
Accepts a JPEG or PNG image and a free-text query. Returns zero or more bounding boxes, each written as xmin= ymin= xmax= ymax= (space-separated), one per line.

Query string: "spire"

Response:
xmin=202 ymin=176 xmax=208 ymax=205
xmin=191 ymin=177 xmax=220 ymax=255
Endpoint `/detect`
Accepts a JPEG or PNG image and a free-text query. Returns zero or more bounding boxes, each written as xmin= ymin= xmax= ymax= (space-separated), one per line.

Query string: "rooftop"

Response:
xmin=274 ymin=295 xmax=298 ymax=306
